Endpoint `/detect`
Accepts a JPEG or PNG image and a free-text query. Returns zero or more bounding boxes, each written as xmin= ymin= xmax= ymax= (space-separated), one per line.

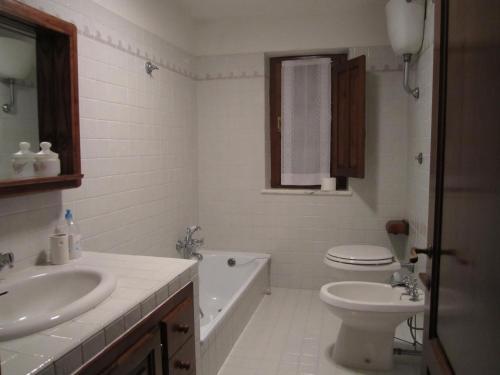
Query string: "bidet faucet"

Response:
xmin=176 ymin=226 xmax=204 ymax=260
xmin=392 ymin=276 xmax=420 ymax=301
xmin=0 ymin=252 xmax=14 ymax=271
xmin=391 ymin=275 xmax=413 ymax=288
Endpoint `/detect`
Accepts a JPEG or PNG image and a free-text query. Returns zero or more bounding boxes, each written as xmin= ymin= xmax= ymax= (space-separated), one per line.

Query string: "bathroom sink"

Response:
xmin=0 ymin=267 xmax=116 ymax=341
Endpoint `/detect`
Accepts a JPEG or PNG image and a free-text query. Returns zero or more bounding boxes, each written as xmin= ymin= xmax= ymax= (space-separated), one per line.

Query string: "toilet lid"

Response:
xmin=326 ymin=245 xmax=395 ymax=265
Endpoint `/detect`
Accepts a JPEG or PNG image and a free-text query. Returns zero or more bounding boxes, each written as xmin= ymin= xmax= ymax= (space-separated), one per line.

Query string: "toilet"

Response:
xmin=324 ymin=245 xmax=401 ymax=282
xmin=320 ymin=281 xmax=424 ymax=370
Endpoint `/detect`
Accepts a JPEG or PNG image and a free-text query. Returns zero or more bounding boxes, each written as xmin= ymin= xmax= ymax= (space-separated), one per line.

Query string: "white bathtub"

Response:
xmin=198 ymin=250 xmax=270 ymax=375
xmin=199 ymin=250 xmax=270 ymax=341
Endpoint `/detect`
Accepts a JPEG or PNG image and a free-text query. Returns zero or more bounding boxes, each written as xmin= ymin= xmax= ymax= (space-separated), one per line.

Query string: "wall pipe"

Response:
xmin=2 ymin=79 xmax=15 ymax=113
xmin=403 ymin=54 xmax=420 ymax=99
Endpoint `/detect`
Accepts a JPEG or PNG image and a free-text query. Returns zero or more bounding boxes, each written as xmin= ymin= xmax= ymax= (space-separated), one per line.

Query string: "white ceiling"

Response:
xmin=177 ymin=0 xmax=387 ymax=20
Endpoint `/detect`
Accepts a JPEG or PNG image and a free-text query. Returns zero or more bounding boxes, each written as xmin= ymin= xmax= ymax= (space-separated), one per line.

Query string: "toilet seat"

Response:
xmin=323 ymin=245 xmax=400 ymax=282
xmin=325 ymin=254 xmax=394 ymax=266
xmin=326 ymin=245 xmax=394 ymax=265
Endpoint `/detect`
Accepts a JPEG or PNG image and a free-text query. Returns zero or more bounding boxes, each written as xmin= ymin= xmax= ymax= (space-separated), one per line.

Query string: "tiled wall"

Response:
xmin=93 ymin=0 xmax=195 ymax=53
xmin=0 ymin=0 xmax=198 ymax=270
xmin=406 ymin=0 xmax=435 ymax=272
xmin=196 ymin=48 xmax=409 ymax=289
xmin=0 ymin=0 xmax=433 ymax=290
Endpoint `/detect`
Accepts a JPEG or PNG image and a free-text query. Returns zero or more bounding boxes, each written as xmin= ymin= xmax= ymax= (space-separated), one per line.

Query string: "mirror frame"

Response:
xmin=0 ymin=0 xmax=82 ymax=197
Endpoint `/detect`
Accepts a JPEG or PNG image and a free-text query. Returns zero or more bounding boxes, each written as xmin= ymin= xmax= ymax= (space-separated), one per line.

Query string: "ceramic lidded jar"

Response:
xmin=34 ymin=142 xmax=61 ymax=177
xmin=11 ymin=141 xmax=35 ymax=179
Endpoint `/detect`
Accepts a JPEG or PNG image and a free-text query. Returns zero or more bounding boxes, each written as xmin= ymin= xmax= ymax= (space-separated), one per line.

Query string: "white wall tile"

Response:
xmin=406 ymin=0 xmax=435 ymax=274
xmin=0 ymin=0 xmax=198 ymax=268
xmin=1 ymin=0 xmax=432 ymax=296
xmin=196 ymin=54 xmax=409 ymax=289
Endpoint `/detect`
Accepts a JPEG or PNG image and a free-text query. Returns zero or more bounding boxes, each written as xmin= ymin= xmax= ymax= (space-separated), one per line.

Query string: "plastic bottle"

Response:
xmin=65 ymin=209 xmax=82 ymax=259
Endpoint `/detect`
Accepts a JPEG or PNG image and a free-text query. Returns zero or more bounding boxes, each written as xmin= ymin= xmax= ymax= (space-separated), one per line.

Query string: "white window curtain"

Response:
xmin=281 ymin=58 xmax=331 ymax=186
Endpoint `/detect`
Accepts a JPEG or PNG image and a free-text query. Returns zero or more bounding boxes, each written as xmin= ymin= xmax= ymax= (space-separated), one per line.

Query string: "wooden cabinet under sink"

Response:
xmin=77 ymin=283 xmax=196 ymax=375
xmin=162 ymin=297 xmax=196 ymax=374
xmin=100 ymin=328 xmax=163 ymax=375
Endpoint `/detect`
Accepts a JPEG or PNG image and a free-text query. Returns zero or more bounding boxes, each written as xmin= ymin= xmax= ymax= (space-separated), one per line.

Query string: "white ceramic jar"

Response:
xmin=11 ymin=141 xmax=35 ymax=179
xmin=34 ymin=142 xmax=61 ymax=177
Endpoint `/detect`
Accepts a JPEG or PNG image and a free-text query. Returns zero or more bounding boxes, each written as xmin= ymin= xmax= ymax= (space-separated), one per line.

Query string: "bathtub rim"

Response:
xmin=199 ymin=249 xmax=271 ymax=261
xmin=198 ymin=249 xmax=270 ymax=344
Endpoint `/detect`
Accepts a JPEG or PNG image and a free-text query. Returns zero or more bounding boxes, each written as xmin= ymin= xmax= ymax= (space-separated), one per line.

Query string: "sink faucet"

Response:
xmin=0 ymin=252 xmax=14 ymax=271
xmin=176 ymin=226 xmax=204 ymax=260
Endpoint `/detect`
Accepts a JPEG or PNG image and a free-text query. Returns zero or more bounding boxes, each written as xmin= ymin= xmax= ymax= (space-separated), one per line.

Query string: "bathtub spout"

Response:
xmin=192 ymin=251 xmax=203 ymax=261
xmin=200 ymin=307 xmax=205 ymax=319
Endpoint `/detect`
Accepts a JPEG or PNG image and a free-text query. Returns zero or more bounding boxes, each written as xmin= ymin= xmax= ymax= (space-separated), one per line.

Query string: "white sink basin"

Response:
xmin=0 ymin=267 xmax=116 ymax=341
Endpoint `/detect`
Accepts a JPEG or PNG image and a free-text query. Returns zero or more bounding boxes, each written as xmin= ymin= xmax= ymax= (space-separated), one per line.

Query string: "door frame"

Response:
xmin=422 ymin=0 xmax=454 ymax=373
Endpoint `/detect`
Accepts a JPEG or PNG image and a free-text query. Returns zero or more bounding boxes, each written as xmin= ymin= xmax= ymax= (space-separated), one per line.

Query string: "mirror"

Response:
xmin=0 ymin=0 xmax=82 ymax=196
xmin=0 ymin=19 xmax=39 ymax=180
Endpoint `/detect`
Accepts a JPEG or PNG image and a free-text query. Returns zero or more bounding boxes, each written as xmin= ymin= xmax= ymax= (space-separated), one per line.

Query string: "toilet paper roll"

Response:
xmin=321 ymin=177 xmax=336 ymax=191
xmin=50 ymin=233 xmax=69 ymax=265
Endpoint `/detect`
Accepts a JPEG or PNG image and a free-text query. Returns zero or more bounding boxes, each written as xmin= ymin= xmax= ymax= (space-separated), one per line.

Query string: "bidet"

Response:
xmin=320 ymin=281 xmax=424 ymax=370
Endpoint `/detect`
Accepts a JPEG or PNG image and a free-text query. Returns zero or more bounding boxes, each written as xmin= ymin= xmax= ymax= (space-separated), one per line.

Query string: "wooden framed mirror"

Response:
xmin=0 ymin=0 xmax=82 ymax=196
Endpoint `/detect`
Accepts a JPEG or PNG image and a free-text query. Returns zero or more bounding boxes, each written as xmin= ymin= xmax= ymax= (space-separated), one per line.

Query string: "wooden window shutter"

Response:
xmin=331 ymin=55 xmax=366 ymax=178
xmin=269 ymin=58 xmax=282 ymax=188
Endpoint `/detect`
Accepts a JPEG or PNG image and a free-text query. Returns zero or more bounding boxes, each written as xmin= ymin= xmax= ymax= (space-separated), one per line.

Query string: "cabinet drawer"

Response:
xmin=168 ymin=337 xmax=195 ymax=375
xmin=161 ymin=297 xmax=194 ymax=357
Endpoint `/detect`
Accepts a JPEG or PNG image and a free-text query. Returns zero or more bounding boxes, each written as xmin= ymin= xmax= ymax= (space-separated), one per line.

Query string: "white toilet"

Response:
xmin=324 ymin=245 xmax=401 ymax=282
xmin=320 ymin=281 xmax=424 ymax=370
xmin=320 ymin=245 xmax=423 ymax=370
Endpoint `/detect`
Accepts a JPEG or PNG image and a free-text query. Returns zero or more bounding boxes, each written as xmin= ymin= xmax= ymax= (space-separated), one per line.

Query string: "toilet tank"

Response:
xmin=385 ymin=0 xmax=426 ymax=56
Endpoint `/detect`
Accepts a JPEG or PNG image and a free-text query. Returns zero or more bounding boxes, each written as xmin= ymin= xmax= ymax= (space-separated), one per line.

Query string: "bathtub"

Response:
xmin=198 ymin=250 xmax=270 ymax=375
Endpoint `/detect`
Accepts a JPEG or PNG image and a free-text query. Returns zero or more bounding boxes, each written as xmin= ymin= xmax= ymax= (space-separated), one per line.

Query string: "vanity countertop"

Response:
xmin=0 ymin=251 xmax=197 ymax=375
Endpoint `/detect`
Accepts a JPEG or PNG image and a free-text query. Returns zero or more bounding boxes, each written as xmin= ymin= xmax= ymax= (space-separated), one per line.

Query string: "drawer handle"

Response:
xmin=173 ymin=324 xmax=190 ymax=334
xmin=174 ymin=360 xmax=191 ymax=370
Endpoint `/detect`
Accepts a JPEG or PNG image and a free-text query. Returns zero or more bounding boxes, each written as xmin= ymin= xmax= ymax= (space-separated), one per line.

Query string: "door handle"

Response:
xmin=411 ymin=247 xmax=434 ymax=258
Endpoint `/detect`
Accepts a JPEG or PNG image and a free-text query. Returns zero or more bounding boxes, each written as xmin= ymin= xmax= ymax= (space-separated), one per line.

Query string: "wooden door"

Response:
xmin=423 ymin=0 xmax=500 ymax=374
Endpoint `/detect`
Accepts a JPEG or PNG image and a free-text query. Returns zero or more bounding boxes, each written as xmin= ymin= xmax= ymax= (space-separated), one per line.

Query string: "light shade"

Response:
xmin=385 ymin=0 xmax=425 ymax=56
xmin=0 ymin=37 xmax=35 ymax=80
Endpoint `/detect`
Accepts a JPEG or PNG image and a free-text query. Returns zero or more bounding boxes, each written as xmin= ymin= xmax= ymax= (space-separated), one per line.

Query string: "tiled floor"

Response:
xmin=218 ymin=288 xmax=422 ymax=375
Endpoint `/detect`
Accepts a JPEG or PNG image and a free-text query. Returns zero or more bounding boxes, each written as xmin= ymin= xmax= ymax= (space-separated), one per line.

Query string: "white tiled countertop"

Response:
xmin=0 ymin=252 xmax=197 ymax=375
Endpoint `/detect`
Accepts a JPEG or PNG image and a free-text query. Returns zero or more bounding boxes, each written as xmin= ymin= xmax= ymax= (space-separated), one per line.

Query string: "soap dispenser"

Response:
xmin=34 ymin=142 xmax=61 ymax=177
xmin=11 ymin=141 xmax=35 ymax=179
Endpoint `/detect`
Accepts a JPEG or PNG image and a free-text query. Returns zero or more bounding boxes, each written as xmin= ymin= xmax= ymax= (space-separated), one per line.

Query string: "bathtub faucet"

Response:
xmin=0 ymin=252 xmax=14 ymax=271
xmin=176 ymin=226 xmax=204 ymax=260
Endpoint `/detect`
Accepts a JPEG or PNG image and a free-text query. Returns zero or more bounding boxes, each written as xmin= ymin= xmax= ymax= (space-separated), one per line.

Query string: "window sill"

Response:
xmin=260 ymin=188 xmax=353 ymax=196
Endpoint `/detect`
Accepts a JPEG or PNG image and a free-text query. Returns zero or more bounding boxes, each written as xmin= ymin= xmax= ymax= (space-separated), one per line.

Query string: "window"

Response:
xmin=269 ymin=54 xmax=366 ymax=189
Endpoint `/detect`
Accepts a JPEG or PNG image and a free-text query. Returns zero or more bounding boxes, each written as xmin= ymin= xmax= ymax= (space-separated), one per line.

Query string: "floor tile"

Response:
xmin=217 ymin=287 xmax=422 ymax=375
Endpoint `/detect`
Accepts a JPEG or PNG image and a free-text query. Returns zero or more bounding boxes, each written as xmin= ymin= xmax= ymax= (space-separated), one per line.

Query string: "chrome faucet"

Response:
xmin=392 ymin=275 xmax=420 ymax=301
xmin=0 ymin=252 xmax=14 ymax=271
xmin=176 ymin=226 xmax=204 ymax=260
